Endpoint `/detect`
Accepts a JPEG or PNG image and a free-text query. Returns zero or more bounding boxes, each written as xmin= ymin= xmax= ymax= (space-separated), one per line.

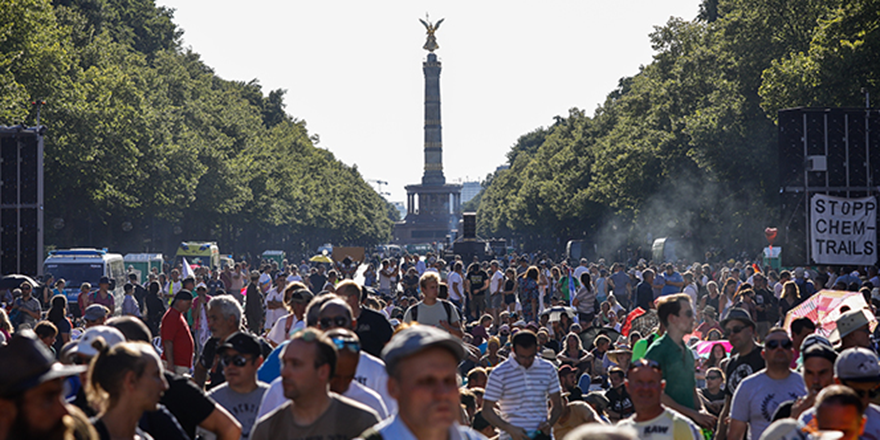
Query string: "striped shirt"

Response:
xmin=483 ymin=356 xmax=561 ymax=439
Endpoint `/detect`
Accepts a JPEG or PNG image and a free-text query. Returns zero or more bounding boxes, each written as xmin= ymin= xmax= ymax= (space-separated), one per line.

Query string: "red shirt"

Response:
xmin=161 ymin=307 xmax=194 ymax=368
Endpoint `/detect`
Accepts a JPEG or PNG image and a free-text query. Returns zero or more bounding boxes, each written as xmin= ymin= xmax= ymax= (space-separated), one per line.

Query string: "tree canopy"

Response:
xmin=1 ymin=0 xmax=393 ymax=256
xmin=476 ymin=0 xmax=873 ymax=258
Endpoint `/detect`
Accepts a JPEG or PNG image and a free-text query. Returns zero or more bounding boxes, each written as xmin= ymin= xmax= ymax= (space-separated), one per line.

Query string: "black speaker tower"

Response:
xmin=778 ymin=108 xmax=879 ymax=266
xmin=0 ymin=126 xmax=44 ymax=276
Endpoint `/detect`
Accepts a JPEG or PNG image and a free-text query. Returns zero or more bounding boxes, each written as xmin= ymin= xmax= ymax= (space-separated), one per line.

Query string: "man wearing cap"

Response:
xmin=617 ymin=358 xmax=702 ymax=440
xmin=558 ymin=365 xmax=584 ymax=401
xmin=194 ymin=294 xmax=244 ymax=390
xmin=798 ymin=347 xmax=880 ymax=439
xmin=161 ymin=289 xmax=194 ymax=375
xmin=727 ymin=328 xmax=806 ymax=440
xmin=0 ymin=331 xmax=93 ymax=440
xmin=91 ymin=276 xmax=115 ymax=312
xmin=832 ymin=309 xmax=873 ymax=351
xmin=207 ymin=332 xmax=269 ymax=440
xmin=716 ymin=307 xmax=765 ymax=440
xmin=250 ymin=328 xmax=380 ymax=440
xmin=357 ymin=325 xmax=485 ymax=440
xmin=83 ymin=304 xmax=110 ymax=328
xmin=482 ymin=330 xmax=563 ymax=440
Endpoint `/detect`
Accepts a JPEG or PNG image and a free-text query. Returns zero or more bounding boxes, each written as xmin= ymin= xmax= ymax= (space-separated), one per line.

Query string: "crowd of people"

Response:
xmin=2 ymin=250 xmax=880 ymax=440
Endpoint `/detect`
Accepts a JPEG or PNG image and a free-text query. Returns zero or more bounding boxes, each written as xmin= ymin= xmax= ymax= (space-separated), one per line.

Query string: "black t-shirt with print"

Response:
xmin=724 ymin=345 xmax=765 ymax=397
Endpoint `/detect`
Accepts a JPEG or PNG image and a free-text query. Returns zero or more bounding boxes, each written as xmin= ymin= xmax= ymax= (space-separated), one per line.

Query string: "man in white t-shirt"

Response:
xmin=573 ymin=259 xmax=590 ymax=285
xmin=258 ymin=265 xmax=272 ymax=293
xmin=447 ymin=262 xmax=465 ymax=310
xmin=286 ymin=266 xmax=303 ymax=284
xmin=488 ymin=261 xmax=505 ymax=322
xmin=403 ymin=272 xmax=463 ymax=338
xmin=728 ymin=328 xmax=806 ymax=440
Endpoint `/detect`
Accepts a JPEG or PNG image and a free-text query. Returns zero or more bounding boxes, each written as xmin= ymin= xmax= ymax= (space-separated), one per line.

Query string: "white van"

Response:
xmin=43 ymin=248 xmax=126 ymax=317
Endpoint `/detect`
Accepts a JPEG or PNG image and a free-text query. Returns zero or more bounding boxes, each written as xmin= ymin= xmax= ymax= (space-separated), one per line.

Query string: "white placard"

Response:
xmin=810 ymin=194 xmax=877 ymax=265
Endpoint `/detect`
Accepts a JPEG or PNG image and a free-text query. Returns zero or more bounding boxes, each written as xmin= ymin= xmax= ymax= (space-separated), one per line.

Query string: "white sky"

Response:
xmin=158 ymin=1 xmax=700 ymax=202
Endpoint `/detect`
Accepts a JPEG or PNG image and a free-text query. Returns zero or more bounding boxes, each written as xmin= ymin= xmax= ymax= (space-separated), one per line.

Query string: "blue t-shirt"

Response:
xmin=257 ymin=341 xmax=286 ymax=384
xmin=660 ymin=271 xmax=684 ymax=296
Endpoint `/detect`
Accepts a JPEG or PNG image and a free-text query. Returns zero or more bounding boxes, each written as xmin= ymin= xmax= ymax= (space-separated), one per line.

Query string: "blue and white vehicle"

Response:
xmin=43 ymin=248 xmax=126 ymax=316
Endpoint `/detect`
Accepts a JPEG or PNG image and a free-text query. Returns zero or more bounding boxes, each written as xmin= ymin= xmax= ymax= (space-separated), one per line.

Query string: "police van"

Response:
xmin=43 ymin=249 xmax=126 ymax=317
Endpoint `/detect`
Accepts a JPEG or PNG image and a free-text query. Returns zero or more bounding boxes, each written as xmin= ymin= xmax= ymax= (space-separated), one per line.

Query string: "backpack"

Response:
xmin=409 ymin=299 xmax=454 ymax=324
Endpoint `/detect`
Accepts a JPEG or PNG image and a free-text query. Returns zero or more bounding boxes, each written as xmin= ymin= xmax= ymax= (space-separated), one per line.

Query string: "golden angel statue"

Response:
xmin=419 ymin=15 xmax=444 ymax=52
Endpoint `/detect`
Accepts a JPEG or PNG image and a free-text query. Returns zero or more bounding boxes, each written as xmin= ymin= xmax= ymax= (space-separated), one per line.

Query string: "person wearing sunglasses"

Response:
xmin=207 ymin=332 xmax=268 ymax=440
xmin=618 ymin=358 xmax=702 ymax=439
xmin=797 ymin=347 xmax=880 ymax=440
xmin=645 ymin=293 xmax=716 ymax=430
xmin=715 ymin=307 xmax=763 ymax=440
xmin=316 ymin=296 xmax=396 ymax=414
xmin=698 ymin=367 xmax=726 ymax=417
xmin=727 ymin=328 xmax=806 ymax=440
xmin=325 ymin=328 xmax=388 ymax=419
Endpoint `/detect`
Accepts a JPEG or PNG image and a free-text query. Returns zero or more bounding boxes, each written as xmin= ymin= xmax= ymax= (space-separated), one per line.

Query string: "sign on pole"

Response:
xmin=810 ymin=194 xmax=877 ymax=265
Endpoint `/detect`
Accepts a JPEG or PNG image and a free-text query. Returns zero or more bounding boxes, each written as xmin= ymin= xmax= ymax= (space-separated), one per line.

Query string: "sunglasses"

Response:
xmin=841 ymin=381 xmax=880 ymax=399
xmin=725 ymin=326 xmax=746 ymax=337
xmin=221 ymin=354 xmax=251 ymax=367
xmin=706 ymin=375 xmax=722 ymax=380
xmin=765 ymin=339 xmax=793 ymax=350
xmin=331 ymin=336 xmax=360 ymax=353
xmin=319 ymin=316 xmax=350 ymax=329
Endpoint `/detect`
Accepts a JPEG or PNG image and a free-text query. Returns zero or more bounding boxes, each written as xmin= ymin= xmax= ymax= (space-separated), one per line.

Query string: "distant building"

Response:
xmin=461 ymin=181 xmax=481 ymax=204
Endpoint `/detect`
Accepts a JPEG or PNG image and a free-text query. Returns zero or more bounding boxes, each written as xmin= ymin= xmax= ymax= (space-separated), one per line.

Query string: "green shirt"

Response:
xmin=644 ymin=333 xmax=696 ymax=410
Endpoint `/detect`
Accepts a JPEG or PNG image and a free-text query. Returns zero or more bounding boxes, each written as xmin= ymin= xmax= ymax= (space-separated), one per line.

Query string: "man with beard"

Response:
xmin=0 ymin=331 xmax=94 ymax=440
xmin=715 ymin=308 xmax=764 ymax=440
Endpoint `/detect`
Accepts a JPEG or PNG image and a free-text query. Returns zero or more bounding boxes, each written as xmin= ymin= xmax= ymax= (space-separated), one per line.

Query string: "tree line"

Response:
xmin=1 ymin=0 xmax=394 ymax=256
xmin=475 ymin=0 xmax=878 ymax=259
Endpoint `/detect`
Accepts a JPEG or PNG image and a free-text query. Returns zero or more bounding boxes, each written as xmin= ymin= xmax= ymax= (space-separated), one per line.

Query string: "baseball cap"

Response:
xmin=195 ymin=283 xmax=207 ymax=291
xmin=0 ymin=331 xmax=87 ymax=398
xmin=382 ymin=325 xmax=465 ymax=375
xmin=218 ymin=332 xmax=262 ymax=357
xmin=70 ymin=325 xmax=125 ymax=358
xmin=801 ymin=343 xmax=837 ymax=364
xmin=558 ymin=364 xmax=576 ymax=376
xmin=83 ymin=304 xmax=109 ymax=322
xmin=834 ymin=347 xmax=880 ymax=383
xmin=830 ymin=309 xmax=871 ymax=343
xmin=720 ymin=307 xmax=756 ymax=329
xmin=99 ymin=276 xmax=111 ymax=285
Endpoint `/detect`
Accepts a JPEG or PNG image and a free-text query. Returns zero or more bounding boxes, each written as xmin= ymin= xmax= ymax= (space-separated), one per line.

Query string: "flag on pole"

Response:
xmin=182 ymin=257 xmax=195 ymax=280
xmin=568 ymin=267 xmax=576 ymax=308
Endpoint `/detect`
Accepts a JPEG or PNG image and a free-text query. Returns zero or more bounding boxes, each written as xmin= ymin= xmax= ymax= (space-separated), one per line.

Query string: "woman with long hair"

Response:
xmin=779 ymin=281 xmax=801 ymax=320
xmin=720 ymin=278 xmax=738 ymax=315
xmin=519 ymin=266 xmax=540 ymax=323
xmin=87 ymin=341 xmax=168 ymax=440
xmin=47 ymin=295 xmax=72 ymax=356
xmin=573 ymin=272 xmax=597 ymax=324
xmin=557 ymin=332 xmax=592 ymax=377
xmin=701 ymin=342 xmax=728 ymax=371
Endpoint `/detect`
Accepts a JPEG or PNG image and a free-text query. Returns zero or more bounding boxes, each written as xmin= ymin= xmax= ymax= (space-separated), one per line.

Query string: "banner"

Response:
xmin=810 ymin=194 xmax=876 ymax=265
